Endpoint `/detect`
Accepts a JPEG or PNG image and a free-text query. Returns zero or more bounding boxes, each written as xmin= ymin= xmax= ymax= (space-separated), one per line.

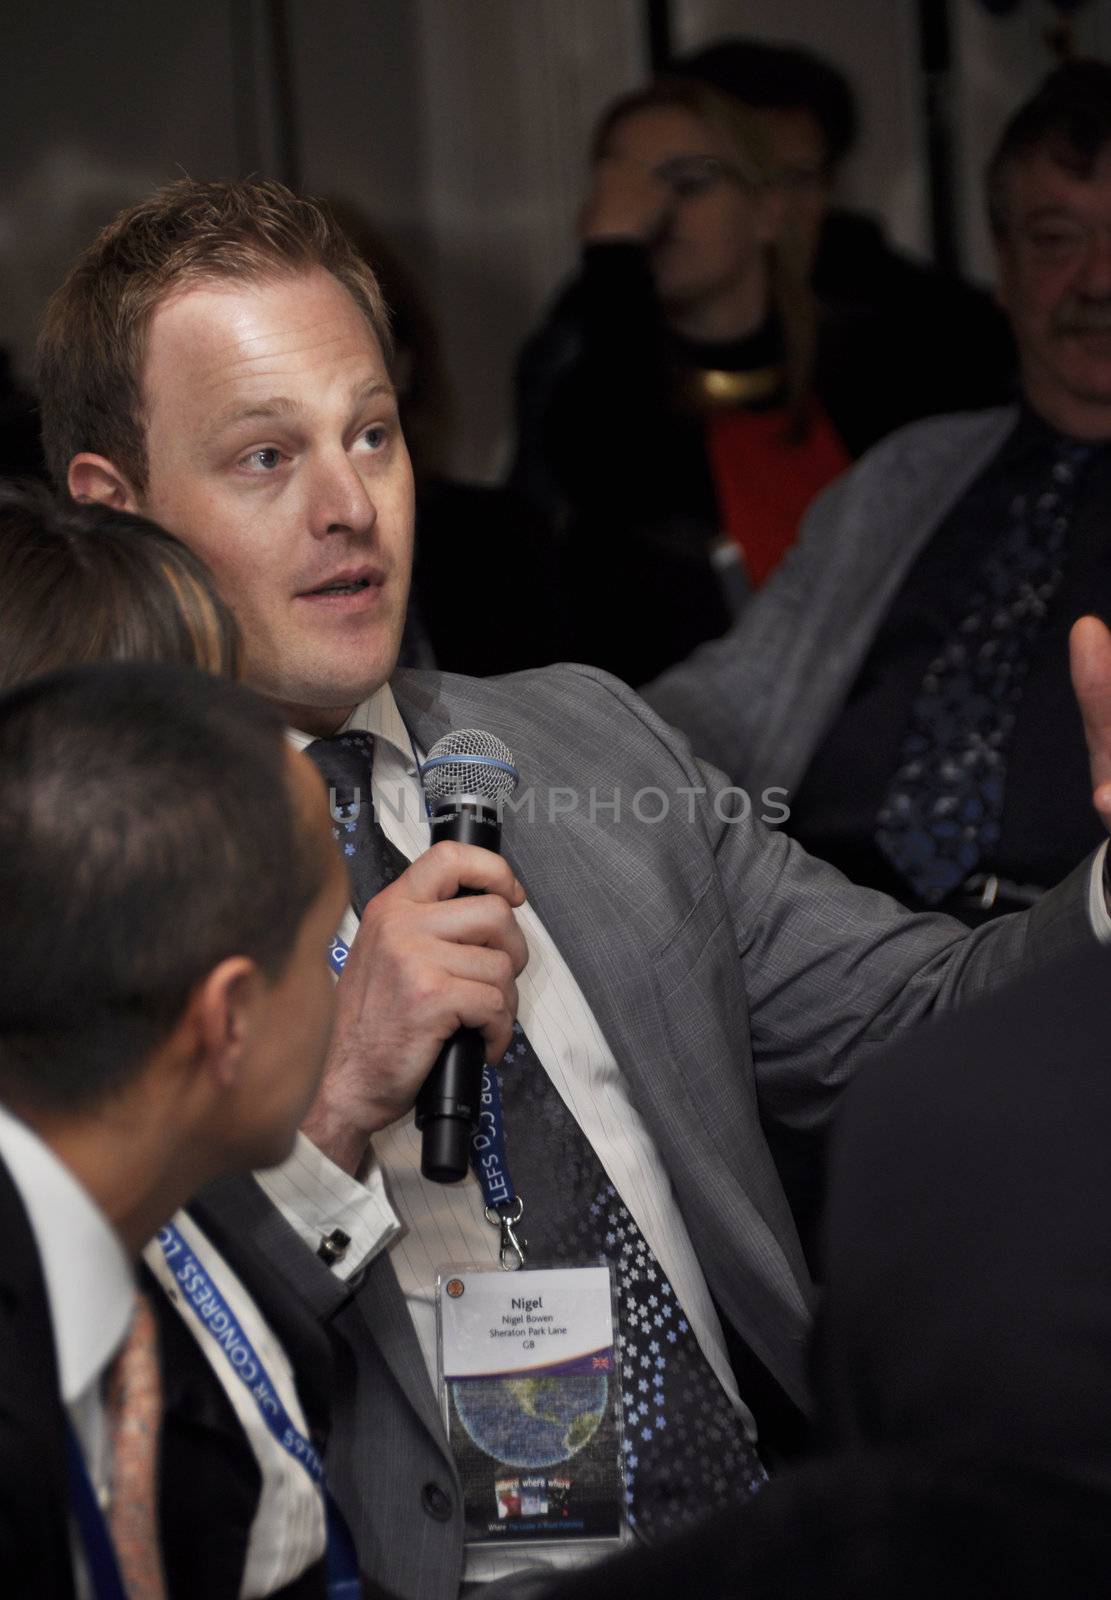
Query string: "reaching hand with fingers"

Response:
xmin=1069 ymin=615 xmax=1111 ymax=837
xmin=300 ymin=841 xmax=528 ymax=1175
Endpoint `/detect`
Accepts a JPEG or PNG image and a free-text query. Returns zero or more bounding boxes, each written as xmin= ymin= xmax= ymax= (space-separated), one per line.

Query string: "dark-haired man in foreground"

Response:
xmin=37 ymin=172 xmax=1111 ymax=1599
xmin=0 ymin=664 xmax=349 ymax=1597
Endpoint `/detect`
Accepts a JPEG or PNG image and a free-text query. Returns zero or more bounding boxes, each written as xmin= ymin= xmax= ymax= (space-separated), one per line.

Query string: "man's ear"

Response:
xmin=182 ymin=956 xmax=263 ymax=1093
xmin=67 ymin=452 xmax=141 ymax=511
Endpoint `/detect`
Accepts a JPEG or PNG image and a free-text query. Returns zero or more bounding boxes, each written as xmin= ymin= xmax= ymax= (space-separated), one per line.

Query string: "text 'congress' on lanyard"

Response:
xmin=156 ymin=1223 xmax=361 ymax=1599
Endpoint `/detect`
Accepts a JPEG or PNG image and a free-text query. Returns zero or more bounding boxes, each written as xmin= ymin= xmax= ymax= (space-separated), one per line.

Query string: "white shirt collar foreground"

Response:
xmin=0 ymin=1102 xmax=133 ymax=1404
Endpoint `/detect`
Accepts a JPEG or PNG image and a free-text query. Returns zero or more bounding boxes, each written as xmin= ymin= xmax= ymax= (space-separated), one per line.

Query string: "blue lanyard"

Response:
xmin=158 ymin=1224 xmax=324 ymax=1480
xmin=471 ymin=1061 xmax=515 ymax=1210
xmin=64 ymin=1421 xmax=128 ymax=1600
xmin=471 ymin=1062 xmax=526 ymax=1269
xmin=155 ymin=1223 xmax=361 ymax=1597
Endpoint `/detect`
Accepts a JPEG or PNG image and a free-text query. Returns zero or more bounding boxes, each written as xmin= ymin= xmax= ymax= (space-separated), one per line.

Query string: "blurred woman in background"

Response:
xmin=511 ymin=77 xmax=851 ymax=685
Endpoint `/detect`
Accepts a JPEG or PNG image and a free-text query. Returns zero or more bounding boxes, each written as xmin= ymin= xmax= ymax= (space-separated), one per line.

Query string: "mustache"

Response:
xmin=1054 ymin=301 xmax=1111 ymax=335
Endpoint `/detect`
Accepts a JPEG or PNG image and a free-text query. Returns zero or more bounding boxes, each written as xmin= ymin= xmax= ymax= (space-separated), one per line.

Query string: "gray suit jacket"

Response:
xmin=202 ymin=654 xmax=1093 ymax=1600
xmin=642 ymin=407 xmax=1020 ymax=794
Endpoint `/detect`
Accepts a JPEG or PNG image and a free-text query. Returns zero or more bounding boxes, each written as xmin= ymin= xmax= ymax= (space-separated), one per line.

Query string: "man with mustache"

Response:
xmin=647 ymin=60 xmax=1111 ymax=932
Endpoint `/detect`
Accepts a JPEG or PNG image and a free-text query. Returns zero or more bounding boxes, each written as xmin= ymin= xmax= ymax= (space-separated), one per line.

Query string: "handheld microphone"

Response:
xmin=416 ymin=730 xmax=519 ymax=1184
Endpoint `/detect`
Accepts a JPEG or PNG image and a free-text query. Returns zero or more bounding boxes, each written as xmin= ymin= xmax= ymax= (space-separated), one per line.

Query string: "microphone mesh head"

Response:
xmin=421 ymin=728 xmax=519 ymax=804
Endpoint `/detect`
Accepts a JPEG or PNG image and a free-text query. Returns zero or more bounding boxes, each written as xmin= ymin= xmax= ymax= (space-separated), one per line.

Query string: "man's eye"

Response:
xmin=656 ymin=158 xmax=720 ymax=199
xmin=244 ymin=446 xmax=284 ymax=470
xmin=671 ymin=173 xmax=713 ymax=199
xmin=1026 ymin=225 xmax=1086 ymax=255
xmin=361 ymin=425 xmax=389 ymax=450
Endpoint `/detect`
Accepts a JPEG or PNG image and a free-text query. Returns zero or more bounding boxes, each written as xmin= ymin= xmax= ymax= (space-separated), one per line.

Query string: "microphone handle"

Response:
xmin=415 ymin=799 xmax=503 ymax=1183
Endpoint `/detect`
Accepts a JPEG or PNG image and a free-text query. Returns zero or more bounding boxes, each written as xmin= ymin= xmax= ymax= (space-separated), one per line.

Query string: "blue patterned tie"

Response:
xmin=492 ymin=1023 xmax=767 ymax=1537
xmin=305 ymin=730 xmax=767 ymax=1535
xmin=304 ymin=731 xmax=404 ymax=913
xmin=876 ymin=437 xmax=1095 ymax=904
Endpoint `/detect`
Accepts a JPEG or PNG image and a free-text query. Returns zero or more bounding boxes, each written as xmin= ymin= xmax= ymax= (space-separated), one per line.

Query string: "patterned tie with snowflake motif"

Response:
xmin=304 ymin=730 xmax=404 ymax=913
xmin=494 ymin=1021 xmax=767 ymax=1538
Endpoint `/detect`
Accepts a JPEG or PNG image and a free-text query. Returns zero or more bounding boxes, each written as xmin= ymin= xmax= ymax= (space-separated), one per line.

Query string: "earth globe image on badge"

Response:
xmin=453 ymin=1373 xmax=608 ymax=1468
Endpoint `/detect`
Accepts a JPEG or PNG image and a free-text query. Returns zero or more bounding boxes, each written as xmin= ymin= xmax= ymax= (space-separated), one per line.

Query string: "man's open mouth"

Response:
xmin=309 ymin=577 xmax=373 ymax=595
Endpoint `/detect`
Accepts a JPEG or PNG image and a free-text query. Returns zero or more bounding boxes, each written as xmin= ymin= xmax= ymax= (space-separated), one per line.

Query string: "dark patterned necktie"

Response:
xmin=304 ymin=731 xmax=405 ymax=912
xmin=305 ymin=729 xmax=766 ymax=1537
xmin=493 ymin=1023 xmax=767 ymax=1538
xmin=876 ymin=437 xmax=1095 ymax=904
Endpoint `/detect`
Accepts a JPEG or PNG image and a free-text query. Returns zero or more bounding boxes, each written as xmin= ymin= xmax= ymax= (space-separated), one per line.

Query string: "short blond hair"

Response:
xmin=37 ymin=176 xmax=392 ymax=491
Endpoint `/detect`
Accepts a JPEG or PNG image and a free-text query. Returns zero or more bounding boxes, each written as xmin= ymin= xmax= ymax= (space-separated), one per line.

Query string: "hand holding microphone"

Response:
xmin=416 ymin=730 xmax=520 ymax=1183
xmin=302 ymin=731 xmax=525 ymax=1179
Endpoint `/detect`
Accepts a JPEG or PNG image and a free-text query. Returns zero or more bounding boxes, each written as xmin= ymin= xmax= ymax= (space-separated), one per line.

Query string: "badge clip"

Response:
xmin=485 ymin=1197 xmax=527 ymax=1271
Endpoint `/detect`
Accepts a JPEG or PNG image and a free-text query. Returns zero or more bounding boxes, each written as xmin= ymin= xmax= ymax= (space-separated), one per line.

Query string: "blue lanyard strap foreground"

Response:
xmin=158 ymin=1223 xmax=324 ymax=1481
xmin=156 ymin=1223 xmax=361 ymax=1597
xmin=471 ymin=1061 xmax=526 ymax=1269
xmin=64 ymin=1420 xmax=128 ymax=1600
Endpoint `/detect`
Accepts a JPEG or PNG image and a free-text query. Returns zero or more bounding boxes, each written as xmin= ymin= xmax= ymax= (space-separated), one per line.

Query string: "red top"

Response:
xmin=705 ymin=402 xmax=851 ymax=589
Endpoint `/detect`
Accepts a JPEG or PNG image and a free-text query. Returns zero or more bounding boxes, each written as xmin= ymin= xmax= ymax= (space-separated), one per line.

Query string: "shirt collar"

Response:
xmin=285 ymin=682 xmax=418 ymax=766
xmin=1009 ymin=401 xmax=1111 ymax=462
xmin=0 ymin=1104 xmax=133 ymax=1404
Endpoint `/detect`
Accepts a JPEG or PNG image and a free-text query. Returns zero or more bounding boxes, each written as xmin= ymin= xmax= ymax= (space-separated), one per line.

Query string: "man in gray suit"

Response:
xmin=645 ymin=61 xmax=1111 ymax=923
xmin=37 ymin=174 xmax=1111 ymax=1599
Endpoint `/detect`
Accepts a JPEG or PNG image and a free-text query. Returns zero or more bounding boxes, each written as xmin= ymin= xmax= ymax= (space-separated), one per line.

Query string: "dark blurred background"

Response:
xmin=1 ymin=0 xmax=1109 ymax=484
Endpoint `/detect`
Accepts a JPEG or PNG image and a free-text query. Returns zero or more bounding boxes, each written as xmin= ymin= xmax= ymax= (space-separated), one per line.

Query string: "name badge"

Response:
xmin=437 ymin=1265 xmax=624 ymax=1546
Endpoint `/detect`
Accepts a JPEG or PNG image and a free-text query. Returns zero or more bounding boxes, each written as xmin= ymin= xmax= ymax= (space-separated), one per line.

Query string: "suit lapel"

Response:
xmin=345 ymin=1248 xmax=453 ymax=1454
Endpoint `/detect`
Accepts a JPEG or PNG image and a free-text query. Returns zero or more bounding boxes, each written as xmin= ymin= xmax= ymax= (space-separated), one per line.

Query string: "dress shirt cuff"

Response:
xmin=254 ymin=1131 xmax=401 ymax=1280
xmin=1087 ymin=840 xmax=1111 ymax=943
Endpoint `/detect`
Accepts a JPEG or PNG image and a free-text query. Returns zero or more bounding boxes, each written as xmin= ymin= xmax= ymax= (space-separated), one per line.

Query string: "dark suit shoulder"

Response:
xmin=0 ymin=1161 xmax=76 ymax=1598
xmin=819 ymin=942 xmax=1111 ymax=1477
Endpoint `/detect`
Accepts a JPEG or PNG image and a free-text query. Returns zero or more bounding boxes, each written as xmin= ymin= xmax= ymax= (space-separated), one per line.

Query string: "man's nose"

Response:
xmin=308 ymin=450 xmax=376 ymax=538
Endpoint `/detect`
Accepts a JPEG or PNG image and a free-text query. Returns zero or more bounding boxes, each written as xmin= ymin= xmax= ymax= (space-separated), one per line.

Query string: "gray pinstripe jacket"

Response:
xmin=202 ymin=650 xmax=1093 ymax=1600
